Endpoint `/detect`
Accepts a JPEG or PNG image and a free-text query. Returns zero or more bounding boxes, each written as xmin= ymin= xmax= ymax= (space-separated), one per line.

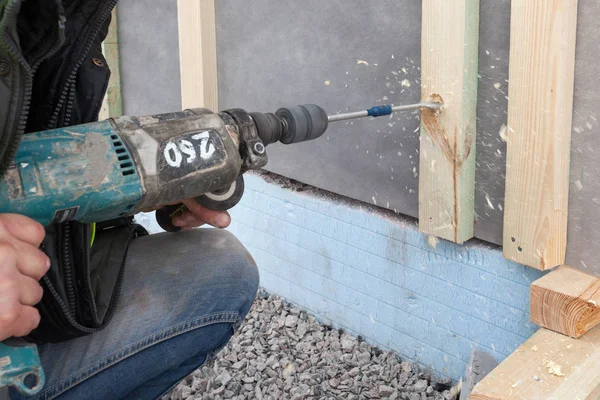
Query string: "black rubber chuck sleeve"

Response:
xmin=276 ymin=104 xmax=329 ymax=144
xmin=251 ymin=105 xmax=329 ymax=146
xmin=250 ymin=112 xmax=283 ymax=146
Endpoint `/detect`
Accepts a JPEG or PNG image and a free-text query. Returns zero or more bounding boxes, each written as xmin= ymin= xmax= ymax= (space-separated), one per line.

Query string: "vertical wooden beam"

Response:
xmin=419 ymin=0 xmax=479 ymax=244
xmin=471 ymin=326 xmax=600 ymax=400
xmin=177 ymin=0 xmax=218 ymax=110
xmin=502 ymin=0 xmax=579 ymax=270
xmin=99 ymin=7 xmax=122 ymax=120
xmin=530 ymin=266 xmax=600 ymax=338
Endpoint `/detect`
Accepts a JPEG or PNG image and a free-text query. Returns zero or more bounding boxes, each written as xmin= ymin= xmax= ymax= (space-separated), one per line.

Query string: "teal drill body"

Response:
xmin=0 ymin=121 xmax=143 ymax=226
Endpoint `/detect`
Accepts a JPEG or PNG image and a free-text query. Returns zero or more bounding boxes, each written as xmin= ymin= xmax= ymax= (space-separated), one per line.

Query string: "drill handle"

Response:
xmin=155 ymin=175 xmax=245 ymax=232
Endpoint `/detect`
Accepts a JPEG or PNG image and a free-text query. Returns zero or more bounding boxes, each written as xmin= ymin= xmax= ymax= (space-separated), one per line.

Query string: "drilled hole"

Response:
xmin=511 ymin=237 xmax=516 ymax=243
xmin=518 ymin=246 xmax=523 ymax=253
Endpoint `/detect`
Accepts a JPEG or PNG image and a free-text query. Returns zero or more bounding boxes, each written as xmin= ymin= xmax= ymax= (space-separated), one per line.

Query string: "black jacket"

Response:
xmin=0 ymin=0 xmax=146 ymax=343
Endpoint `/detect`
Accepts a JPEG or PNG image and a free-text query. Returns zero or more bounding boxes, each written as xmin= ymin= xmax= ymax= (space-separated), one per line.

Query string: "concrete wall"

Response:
xmin=136 ymin=173 xmax=545 ymax=381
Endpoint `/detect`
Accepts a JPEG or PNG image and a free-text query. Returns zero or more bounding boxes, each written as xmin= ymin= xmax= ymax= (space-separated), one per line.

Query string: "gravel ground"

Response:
xmin=165 ymin=290 xmax=460 ymax=400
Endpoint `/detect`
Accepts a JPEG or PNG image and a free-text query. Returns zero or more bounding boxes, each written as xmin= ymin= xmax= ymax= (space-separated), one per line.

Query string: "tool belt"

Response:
xmin=26 ymin=219 xmax=148 ymax=344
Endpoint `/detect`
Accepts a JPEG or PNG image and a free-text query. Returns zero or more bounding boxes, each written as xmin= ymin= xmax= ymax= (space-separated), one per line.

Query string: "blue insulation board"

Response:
xmin=137 ymin=173 xmax=545 ymax=381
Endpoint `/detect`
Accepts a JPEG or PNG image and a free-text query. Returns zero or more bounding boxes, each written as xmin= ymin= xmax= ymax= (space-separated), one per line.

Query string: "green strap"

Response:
xmin=90 ymin=223 xmax=96 ymax=247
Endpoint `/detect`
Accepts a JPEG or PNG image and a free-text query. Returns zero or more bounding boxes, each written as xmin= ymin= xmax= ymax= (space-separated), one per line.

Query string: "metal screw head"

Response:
xmin=0 ymin=61 xmax=11 ymax=76
xmin=92 ymin=57 xmax=105 ymax=67
xmin=253 ymin=142 xmax=266 ymax=155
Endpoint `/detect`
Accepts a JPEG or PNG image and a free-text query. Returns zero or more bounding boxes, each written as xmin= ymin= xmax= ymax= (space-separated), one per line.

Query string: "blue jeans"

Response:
xmin=11 ymin=229 xmax=259 ymax=400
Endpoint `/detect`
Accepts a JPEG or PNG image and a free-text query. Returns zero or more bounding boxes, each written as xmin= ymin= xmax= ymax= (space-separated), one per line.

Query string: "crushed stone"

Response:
xmin=164 ymin=289 xmax=458 ymax=400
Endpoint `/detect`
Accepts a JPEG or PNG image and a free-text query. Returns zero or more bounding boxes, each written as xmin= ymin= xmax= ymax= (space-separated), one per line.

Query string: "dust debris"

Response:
xmin=324 ymin=80 xmax=331 ymax=86
xmin=485 ymin=194 xmax=495 ymax=210
xmin=493 ymin=82 xmax=502 ymax=90
xmin=499 ymin=124 xmax=508 ymax=142
xmin=532 ymin=345 xmax=538 ymax=352
xmin=427 ymin=235 xmax=439 ymax=249
xmin=546 ymin=361 xmax=565 ymax=377
xmin=575 ymin=180 xmax=583 ymax=191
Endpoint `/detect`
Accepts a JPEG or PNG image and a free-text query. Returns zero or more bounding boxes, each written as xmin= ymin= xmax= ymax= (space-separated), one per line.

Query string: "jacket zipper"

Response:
xmin=0 ymin=1 xmax=66 ymax=175
xmin=62 ymin=223 xmax=77 ymax=316
xmin=47 ymin=0 xmax=118 ymax=129
xmin=52 ymin=0 xmax=118 ymax=328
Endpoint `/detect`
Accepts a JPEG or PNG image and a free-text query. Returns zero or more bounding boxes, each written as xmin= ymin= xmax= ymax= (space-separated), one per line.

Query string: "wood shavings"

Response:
xmin=494 ymin=82 xmax=502 ymax=89
xmin=499 ymin=124 xmax=508 ymax=142
xmin=485 ymin=194 xmax=495 ymax=210
xmin=546 ymin=361 xmax=565 ymax=377
xmin=356 ymin=60 xmax=369 ymax=66
xmin=324 ymin=80 xmax=330 ymax=86
xmin=401 ymin=79 xmax=411 ymax=88
xmin=575 ymin=180 xmax=583 ymax=191
xmin=532 ymin=345 xmax=538 ymax=352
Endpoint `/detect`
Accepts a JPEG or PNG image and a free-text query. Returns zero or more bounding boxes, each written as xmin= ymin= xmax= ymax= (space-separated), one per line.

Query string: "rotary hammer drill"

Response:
xmin=0 ymin=99 xmax=440 ymax=396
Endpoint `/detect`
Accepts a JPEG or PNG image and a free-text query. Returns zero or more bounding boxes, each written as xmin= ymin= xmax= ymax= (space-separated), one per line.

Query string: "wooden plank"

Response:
xmin=177 ymin=0 xmax=218 ymax=110
xmin=470 ymin=326 xmax=600 ymax=400
xmin=530 ymin=266 xmax=600 ymax=338
xmin=502 ymin=0 xmax=579 ymax=270
xmin=419 ymin=0 xmax=479 ymax=244
xmin=99 ymin=7 xmax=122 ymax=120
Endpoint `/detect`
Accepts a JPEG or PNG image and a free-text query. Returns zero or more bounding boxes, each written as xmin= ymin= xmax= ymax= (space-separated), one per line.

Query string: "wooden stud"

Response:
xmin=419 ymin=0 xmax=479 ymax=244
xmin=530 ymin=266 xmax=600 ymax=339
xmin=470 ymin=326 xmax=600 ymax=400
xmin=99 ymin=7 xmax=122 ymax=120
xmin=177 ymin=0 xmax=218 ymax=110
xmin=502 ymin=0 xmax=579 ymax=270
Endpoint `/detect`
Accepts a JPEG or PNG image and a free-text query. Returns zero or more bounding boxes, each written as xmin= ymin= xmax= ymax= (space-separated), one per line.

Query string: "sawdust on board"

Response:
xmin=546 ymin=361 xmax=565 ymax=377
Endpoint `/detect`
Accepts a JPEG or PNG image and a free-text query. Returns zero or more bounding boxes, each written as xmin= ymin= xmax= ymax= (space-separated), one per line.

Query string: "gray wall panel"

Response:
xmin=118 ymin=0 xmax=182 ymax=116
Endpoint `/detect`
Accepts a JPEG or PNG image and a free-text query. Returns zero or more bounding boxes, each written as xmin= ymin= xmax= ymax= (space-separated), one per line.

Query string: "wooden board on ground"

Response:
xmin=502 ymin=0 xmax=579 ymax=270
xmin=470 ymin=326 xmax=600 ymax=400
xmin=530 ymin=266 xmax=600 ymax=338
xmin=418 ymin=0 xmax=479 ymax=244
xmin=177 ymin=0 xmax=218 ymax=110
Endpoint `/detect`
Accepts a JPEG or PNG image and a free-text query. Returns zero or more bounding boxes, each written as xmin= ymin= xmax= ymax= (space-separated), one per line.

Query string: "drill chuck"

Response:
xmin=250 ymin=104 xmax=329 ymax=146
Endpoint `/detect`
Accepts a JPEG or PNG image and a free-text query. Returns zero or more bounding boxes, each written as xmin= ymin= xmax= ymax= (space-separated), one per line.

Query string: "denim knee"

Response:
xmin=172 ymin=228 xmax=259 ymax=321
xmin=209 ymin=229 xmax=260 ymax=319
